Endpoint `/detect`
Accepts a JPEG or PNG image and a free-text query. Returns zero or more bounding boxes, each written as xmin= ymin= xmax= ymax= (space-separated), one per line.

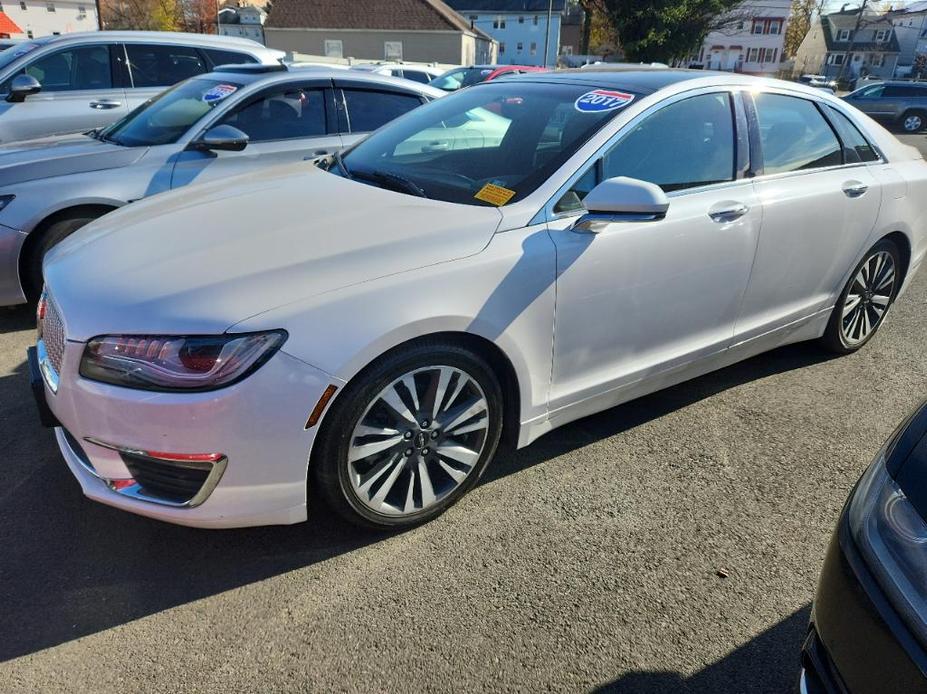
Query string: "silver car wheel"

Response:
xmin=347 ymin=365 xmax=490 ymax=517
xmin=904 ymin=114 xmax=924 ymax=132
xmin=841 ymin=250 xmax=896 ymax=346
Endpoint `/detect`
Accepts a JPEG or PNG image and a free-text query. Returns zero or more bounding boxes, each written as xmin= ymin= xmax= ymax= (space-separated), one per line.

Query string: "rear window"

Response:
xmin=204 ymin=48 xmax=258 ymax=69
xmin=429 ymin=67 xmax=493 ymax=91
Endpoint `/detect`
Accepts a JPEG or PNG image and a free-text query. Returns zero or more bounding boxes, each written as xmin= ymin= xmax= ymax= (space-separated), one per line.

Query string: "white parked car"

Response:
xmin=0 ymin=31 xmax=283 ymax=144
xmin=31 ymin=69 xmax=927 ymax=530
xmin=350 ymin=62 xmax=446 ymax=85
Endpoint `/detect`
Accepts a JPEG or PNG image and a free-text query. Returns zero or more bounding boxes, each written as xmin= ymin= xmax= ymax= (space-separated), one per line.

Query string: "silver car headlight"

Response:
xmin=79 ymin=331 xmax=287 ymax=392
xmin=849 ymin=443 xmax=927 ymax=640
xmin=0 ymin=194 xmax=15 ymax=213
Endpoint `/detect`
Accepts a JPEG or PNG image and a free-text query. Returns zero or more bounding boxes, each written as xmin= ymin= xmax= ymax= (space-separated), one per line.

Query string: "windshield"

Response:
xmin=0 ymin=41 xmax=44 ymax=72
xmin=429 ymin=67 xmax=494 ymax=92
xmin=99 ymin=78 xmax=244 ymax=147
xmin=339 ymin=81 xmax=633 ymax=206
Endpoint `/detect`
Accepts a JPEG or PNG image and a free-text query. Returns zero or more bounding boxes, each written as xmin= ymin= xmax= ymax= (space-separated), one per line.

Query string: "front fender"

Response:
xmin=233 ymin=226 xmax=558 ymax=436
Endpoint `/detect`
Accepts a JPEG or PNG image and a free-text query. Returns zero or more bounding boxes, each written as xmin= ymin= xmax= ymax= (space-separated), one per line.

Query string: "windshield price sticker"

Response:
xmin=202 ymin=84 xmax=238 ymax=104
xmin=474 ymin=183 xmax=517 ymax=206
xmin=575 ymin=89 xmax=635 ymax=113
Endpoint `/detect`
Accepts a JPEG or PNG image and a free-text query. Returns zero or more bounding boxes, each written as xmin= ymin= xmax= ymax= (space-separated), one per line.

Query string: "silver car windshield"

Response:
xmin=99 ymin=78 xmax=244 ymax=147
xmin=340 ymin=81 xmax=634 ymax=206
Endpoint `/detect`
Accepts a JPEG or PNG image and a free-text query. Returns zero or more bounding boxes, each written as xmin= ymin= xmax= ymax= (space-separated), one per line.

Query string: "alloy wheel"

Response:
xmin=346 ymin=365 xmax=490 ymax=517
xmin=841 ymin=250 xmax=896 ymax=346
xmin=904 ymin=114 xmax=923 ymax=132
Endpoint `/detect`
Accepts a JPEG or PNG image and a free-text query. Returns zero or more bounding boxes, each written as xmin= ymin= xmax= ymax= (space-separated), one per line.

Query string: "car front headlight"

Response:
xmin=0 ymin=194 xmax=15 ymax=213
xmin=79 ymin=331 xmax=287 ymax=392
xmin=849 ymin=441 xmax=927 ymax=641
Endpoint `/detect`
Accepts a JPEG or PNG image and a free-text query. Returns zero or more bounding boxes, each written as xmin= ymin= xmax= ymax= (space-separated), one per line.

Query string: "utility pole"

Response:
xmin=836 ymin=0 xmax=869 ymax=87
xmin=543 ymin=0 xmax=554 ymax=67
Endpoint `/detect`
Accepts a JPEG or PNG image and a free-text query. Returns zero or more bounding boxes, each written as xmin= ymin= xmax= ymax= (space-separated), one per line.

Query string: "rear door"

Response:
xmin=123 ymin=43 xmax=211 ymax=111
xmin=170 ymin=79 xmax=340 ymax=189
xmin=734 ymin=91 xmax=882 ymax=342
xmin=0 ymin=43 xmax=128 ymax=141
xmin=333 ymin=79 xmax=428 ymax=147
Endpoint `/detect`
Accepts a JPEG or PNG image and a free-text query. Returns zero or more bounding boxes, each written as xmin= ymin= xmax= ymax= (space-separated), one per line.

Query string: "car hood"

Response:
xmin=0 ymin=133 xmax=146 ymax=187
xmin=44 ymin=162 xmax=503 ymax=342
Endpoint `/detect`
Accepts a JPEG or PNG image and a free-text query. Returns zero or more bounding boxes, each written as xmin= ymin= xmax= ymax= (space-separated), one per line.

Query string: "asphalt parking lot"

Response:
xmin=2 ymin=134 xmax=926 ymax=693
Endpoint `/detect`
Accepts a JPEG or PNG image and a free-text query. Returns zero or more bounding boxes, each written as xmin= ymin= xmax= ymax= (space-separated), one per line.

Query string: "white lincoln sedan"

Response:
xmin=30 ymin=69 xmax=927 ymax=529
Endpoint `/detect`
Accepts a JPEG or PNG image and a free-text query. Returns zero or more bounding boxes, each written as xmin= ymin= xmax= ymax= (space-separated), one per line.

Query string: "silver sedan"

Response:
xmin=0 ymin=64 xmax=442 ymax=304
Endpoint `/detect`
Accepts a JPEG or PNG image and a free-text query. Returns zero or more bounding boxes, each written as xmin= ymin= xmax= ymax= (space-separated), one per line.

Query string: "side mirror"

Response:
xmin=190 ymin=125 xmax=249 ymax=152
xmin=6 ymin=74 xmax=41 ymax=103
xmin=573 ymin=177 xmax=669 ymax=233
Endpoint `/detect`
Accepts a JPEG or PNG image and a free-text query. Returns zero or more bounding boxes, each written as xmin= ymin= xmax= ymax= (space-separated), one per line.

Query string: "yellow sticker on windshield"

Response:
xmin=474 ymin=183 xmax=516 ymax=207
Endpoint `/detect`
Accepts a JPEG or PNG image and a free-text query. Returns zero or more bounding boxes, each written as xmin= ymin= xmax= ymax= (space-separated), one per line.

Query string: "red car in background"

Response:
xmin=429 ymin=64 xmax=548 ymax=91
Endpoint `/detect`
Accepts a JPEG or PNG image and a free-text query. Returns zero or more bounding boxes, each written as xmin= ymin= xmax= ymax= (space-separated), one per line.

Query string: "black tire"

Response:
xmin=899 ymin=110 xmax=926 ymax=133
xmin=312 ymin=340 xmax=504 ymax=529
xmin=821 ymin=239 xmax=901 ymax=354
xmin=23 ymin=214 xmax=100 ymax=302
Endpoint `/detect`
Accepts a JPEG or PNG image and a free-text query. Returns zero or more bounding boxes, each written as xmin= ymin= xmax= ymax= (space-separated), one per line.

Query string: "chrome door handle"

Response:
xmin=89 ymin=100 xmax=122 ymax=110
xmin=708 ymin=202 xmax=749 ymax=223
xmin=842 ymin=181 xmax=869 ymax=198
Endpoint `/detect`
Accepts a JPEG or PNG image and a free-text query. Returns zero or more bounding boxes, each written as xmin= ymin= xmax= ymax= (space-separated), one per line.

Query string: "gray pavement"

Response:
xmin=2 ymin=141 xmax=927 ymax=692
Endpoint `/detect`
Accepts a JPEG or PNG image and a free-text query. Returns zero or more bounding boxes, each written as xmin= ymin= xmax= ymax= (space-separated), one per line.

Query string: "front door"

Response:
xmin=171 ymin=85 xmax=342 ymax=189
xmin=734 ymin=92 xmax=882 ymax=341
xmin=548 ymin=91 xmax=760 ymax=413
xmin=0 ymin=44 xmax=128 ymax=141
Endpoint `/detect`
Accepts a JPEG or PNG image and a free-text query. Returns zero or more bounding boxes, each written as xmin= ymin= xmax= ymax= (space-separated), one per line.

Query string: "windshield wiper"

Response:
xmin=353 ymin=169 xmax=427 ymax=198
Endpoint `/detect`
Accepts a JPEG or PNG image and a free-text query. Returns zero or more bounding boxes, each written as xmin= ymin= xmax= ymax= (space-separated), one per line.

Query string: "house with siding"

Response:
xmin=443 ymin=0 xmax=565 ymax=67
xmin=0 ymin=0 xmax=97 ymax=39
xmin=887 ymin=1 xmax=927 ymax=76
xmin=689 ymin=0 xmax=791 ymax=76
xmin=793 ymin=7 xmax=900 ymax=81
xmin=264 ymin=0 xmax=497 ymax=65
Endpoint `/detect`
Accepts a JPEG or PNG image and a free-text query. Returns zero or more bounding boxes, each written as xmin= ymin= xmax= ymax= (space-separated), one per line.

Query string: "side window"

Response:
xmin=402 ymin=69 xmax=431 ymax=84
xmin=219 ymin=87 xmax=326 ymax=142
xmin=204 ymin=49 xmax=257 ymax=69
xmin=21 ymin=45 xmax=112 ymax=91
xmin=604 ymin=92 xmax=735 ymax=192
xmin=555 ymin=93 xmax=735 ymax=213
xmin=342 ymin=89 xmax=422 ymax=132
xmin=753 ymin=93 xmax=841 ymax=174
xmin=126 ymin=44 xmax=208 ymax=88
xmin=825 ymin=106 xmax=880 ymax=163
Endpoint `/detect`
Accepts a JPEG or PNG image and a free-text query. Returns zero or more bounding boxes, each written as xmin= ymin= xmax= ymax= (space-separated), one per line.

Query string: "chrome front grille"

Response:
xmin=42 ymin=297 xmax=65 ymax=375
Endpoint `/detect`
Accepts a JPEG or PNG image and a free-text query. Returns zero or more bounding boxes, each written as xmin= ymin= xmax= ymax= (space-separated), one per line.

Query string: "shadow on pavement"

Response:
xmin=594 ymin=604 xmax=810 ymax=693
xmin=0 ymin=295 xmax=833 ymax=662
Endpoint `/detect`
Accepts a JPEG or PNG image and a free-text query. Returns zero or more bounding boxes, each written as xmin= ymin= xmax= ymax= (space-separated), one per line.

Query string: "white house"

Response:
xmin=0 ymin=0 xmax=97 ymax=39
xmin=888 ymin=1 xmax=927 ymax=76
xmin=218 ymin=4 xmax=267 ymax=45
xmin=690 ymin=0 xmax=791 ymax=76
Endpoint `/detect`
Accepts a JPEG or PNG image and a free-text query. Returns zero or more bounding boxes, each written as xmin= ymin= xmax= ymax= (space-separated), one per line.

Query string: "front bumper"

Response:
xmin=803 ymin=518 xmax=927 ymax=693
xmin=39 ymin=336 xmax=342 ymax=528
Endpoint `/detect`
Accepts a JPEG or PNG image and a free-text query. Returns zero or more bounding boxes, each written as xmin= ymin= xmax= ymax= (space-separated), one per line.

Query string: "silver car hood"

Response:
xmin=0 ymin=134 xmax=146 ymax=187
xmin=44 ymin=162 xmax=503 ymax=341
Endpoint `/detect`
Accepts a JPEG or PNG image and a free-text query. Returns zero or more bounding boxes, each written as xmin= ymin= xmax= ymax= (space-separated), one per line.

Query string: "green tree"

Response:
xmin=600 ymin=0 xmax=744 ymax=63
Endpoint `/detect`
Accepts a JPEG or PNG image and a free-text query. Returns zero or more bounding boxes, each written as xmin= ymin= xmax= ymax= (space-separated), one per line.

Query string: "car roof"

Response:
xmin=34 ymin=30 xmax=273 ymax=51
xmin=510 ymin=66 xmax=735 ymax=95
xmin=199 ymin=64 xmax=446 ymax=97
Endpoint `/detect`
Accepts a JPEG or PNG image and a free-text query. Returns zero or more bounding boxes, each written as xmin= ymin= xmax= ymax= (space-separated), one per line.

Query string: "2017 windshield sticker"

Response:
xmin=575 ymin=89 xmax=635 ymax=113
xmin=202 ymin=84 xmax=238 ymax=104
xmin=474 ymin=183 xmax=516 ymax=206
